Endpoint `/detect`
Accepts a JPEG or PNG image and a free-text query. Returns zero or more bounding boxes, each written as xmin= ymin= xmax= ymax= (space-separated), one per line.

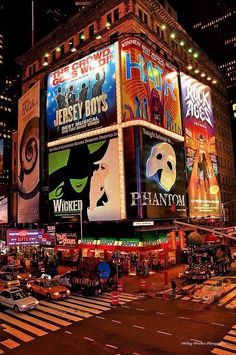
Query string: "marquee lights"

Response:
xmin=188 ymin=48 xmax=193 ymax=53
xmin=193 ymin=52 xmax=199 ymax=58
xmin=96 ymin=34 xmax=102 ymax=40
xmin=187 ymin=64 xmax=193 ymax=70
xmin=180 ymin=40 xmax=185 ymax=46
xmin=161 ymin=24 xmax=166 ymax=30
xmin=170 ymin=32 xmax=176 ymax=39
xmin=201 ymin=72 xmax=206 ymax=77
xmin=194 ymin=69 xmax=200 ymax=74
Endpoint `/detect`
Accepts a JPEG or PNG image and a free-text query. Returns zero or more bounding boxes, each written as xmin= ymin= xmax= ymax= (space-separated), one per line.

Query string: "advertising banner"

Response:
xmin=46 ymin=44 xmax=118 ymax=141
xmin=48 ymin=131 xmax=121 ymax=222
xmin=6 ymin=229 xmax=44 ymax=246
xmin=17 ymin=81 xmax=40 ymax=223
xmin=124 ymin=127 xmax=187 ymax=219
xmin=56 ymin=233 xmax=77 ymax=247
xmin=0 ymin=185 xmax=8 ymax=224
xmin=0 ymin=139 xmax=3 ymax=174
xmin=180 ymin=74 xmax=221 ymax=217
xmin=120 ymin=37 xmax=182 ymax=135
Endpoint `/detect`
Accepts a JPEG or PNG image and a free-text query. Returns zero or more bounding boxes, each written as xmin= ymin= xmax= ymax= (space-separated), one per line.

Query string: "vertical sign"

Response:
xmin=180 ymin=74 xmax=221 ymax=217
xmin=18 ymin=81 xmax=40 ymax=223
xmin=120 ymin=37 xmax=182 ymax=135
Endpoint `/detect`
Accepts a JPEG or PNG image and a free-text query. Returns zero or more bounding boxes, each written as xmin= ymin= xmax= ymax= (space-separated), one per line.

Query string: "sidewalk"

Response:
xmin=120 ymin=264 xmax=187 ymax=295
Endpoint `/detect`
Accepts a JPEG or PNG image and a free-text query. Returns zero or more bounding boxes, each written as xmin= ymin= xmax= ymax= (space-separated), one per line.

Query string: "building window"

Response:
xmin=138 ymin=8 xmax=148 ymax=25
xmin=107 ymin=13 xmax=112 ymax=25
xmin=89 ymin=24 xmax=95 ymax=37
xmin=60 ymin=44 xmax=65 ymax=55
xmin=52 ymin=50 xmax=56 ymax=61
xmin=78 ymin=31 xmax=85 ymax=44
xmin=114 ymin=8 xmax=119 ymax=22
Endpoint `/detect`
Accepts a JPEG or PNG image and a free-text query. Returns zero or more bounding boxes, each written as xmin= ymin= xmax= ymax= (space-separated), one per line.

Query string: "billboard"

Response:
xmin=18 ymin=81 xmax=40 ymax=223
xmin=48 ymin=131 xmax=121 ymax=222
xmin=46 ymin=44 xmax=118 ymax=141
xmin=180 ymin=74 xmax=221 ymax=217
xmin=0 ymin=185 xmax=8 ymax=224
xmin=6 ymin=229 xmax=44 ymax=246
xmin=0 ymin=139 xmax=3 ymax=174
xmin=120 ymin=37 xmax=182 ymax=135
xmin=124 ymin=127 xmax=187 ymax=219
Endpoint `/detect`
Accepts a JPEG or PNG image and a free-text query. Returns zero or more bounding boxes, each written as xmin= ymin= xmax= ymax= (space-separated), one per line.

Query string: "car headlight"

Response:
xmin=28 ymin=274 xmax=32 ymax=278
xmin=66 ymin=290 xmax=70 ymax=294
xmin=184 ymin=271 xmax=189 ymax=274
xmin=53 ymin=292 xmax=59 ymax=296
xmin=35 ymin=300 xmax=39 ymax=305
xmin=17 ymin=275 xmax=22 ymax=279
xmin=21 ymin=305 xmax=26 ymax=308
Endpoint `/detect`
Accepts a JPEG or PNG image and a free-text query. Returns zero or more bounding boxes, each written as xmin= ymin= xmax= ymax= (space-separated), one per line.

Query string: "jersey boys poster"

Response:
xmin=120 ymin=37 xmax=182 ymax=135
xmin=18 ymin=81 xmax=40 ymax=223
xmin=124 ymin=127 xmax=187 ymax=219
xmin=180 ymin=74 xmax=221 ymax=217
xmin=48 ymin=131 xmax=121 ymax=222
xmin=46 ymin=44 xmax=118 ymax=141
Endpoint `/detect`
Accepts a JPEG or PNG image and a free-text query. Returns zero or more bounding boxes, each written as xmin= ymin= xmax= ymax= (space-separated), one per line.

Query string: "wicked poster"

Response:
xmin=124 ymin=127 xmax=187 ymax=219
xmin=48 ymin=131 xmax=121 ymax=222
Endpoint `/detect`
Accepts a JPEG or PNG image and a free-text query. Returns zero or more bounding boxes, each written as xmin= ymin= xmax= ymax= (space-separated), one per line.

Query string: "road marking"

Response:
xmin=179 ymin=316 xmax=190 ymax=320
xmin=157 ymin=330 xmax=172 ymax=336
xmin=1 ymin=323 xmax=34 ymax=342
xmin=1 ymin=339 xmax=20 ymax=349
xmin=112 ymin=320 xmax=122 ymax=324
xmin=55 ymin=300 xmax=101 ymax=314
xmin=69 ymin=296 xmax=111 ymax=311
xmin=71 ymin=294 xmax=112 ymax=306
xmin=65 ymin=331 xmax=72 ymax=334
xmin=40 ymin=300 xmax=92 ymax=318
xmin=133 ymin=325 xmax=145 ymax=330
xmin=218 ymin=288 xmax=236 ymax=306
xmin=229 ymin=330 xmax=236 ymax=336
xmin=224 ymin=336 xmax=236 ymax=343
xmin=96 ymin=316 xmax=105 ymax=320
xmin=136 ymin=308 xmax=144 ymax=311
xmin=0 ymin=314 xmax=47 ymax=336
xmin=156 ymin=312 xmax=165 ymax=315
xmin=211 ymin=322 xmax=225 ymax=327
xmin=84 ymin=337 xmax=94 ymax=342
xmin=212 ymin=347 xmax=236 ymax=354
xmin=121 ymin=305 xmax=130 ymax=309
xmin=6 ymin=310 xmax=59 ymax=331
xmin=218 ymin=341 xmax=236 ymax=351
xmin=36 ymin=305 xmax=81 ymax=323
xmin=106 ymin=344 xmax=117 ymax=349
xmin=190 ymin=338 xmax=203 ymax=343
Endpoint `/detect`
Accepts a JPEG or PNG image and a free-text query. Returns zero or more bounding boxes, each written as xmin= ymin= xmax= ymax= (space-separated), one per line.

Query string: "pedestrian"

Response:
xmin=171 ymin=278 xmax=177 ymax=299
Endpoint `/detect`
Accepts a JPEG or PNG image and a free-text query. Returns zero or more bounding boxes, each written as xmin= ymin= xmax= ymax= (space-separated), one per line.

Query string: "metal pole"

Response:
xmin=173 ymin=220 xmax=236 ymax=241
xmin=80 ymin=210 xmax=83 ymax=261
xmin=31 ymin=0 xmax=35 ymax=46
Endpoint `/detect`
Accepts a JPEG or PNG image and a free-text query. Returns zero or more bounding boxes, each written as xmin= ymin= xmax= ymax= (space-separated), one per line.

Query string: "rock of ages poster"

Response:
xmin=180 ymin=73 xmax=221 ymax=218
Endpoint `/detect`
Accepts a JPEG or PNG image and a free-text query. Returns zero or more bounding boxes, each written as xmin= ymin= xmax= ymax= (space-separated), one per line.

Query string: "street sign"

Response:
xmin=133 ymin=221 xmax=154 ymax=226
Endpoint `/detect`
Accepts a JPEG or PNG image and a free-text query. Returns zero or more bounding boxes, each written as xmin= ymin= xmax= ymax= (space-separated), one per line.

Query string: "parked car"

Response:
xmin=0 ymin=287 xmax=39 ymax=312
xmin=1 ymin=265 xmax=31 ymax=283
xmin=27 ymin=278 xmax=70 ymax=299
xmin=0 ymin=272 xmax=20 ymax=288
xmin=193 ymin=280 xmax=226 ymax=303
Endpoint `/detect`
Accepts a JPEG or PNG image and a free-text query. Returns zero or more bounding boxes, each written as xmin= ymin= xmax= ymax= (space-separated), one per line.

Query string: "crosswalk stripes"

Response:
xmin=211 ymin=325 xmax=236 ymax=355
xmin=0 ymin=291 xmax=139 ymax=353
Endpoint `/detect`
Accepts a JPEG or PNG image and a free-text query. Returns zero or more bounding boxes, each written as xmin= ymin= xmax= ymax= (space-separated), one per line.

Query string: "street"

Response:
xmin=0 ymin=289 xmax=235 ymax=355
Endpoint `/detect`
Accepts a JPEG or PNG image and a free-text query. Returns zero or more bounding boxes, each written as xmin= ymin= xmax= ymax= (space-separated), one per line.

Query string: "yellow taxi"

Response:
xmin=27 ymin=278 xmax=70 ymax=299
xmin=0 ymin=272 xmax=20 ymax=288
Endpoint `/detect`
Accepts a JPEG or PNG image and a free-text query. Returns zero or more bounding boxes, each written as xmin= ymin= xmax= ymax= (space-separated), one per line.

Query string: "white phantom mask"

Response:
xmin=146 ymin=142 xmax=176 ymax=191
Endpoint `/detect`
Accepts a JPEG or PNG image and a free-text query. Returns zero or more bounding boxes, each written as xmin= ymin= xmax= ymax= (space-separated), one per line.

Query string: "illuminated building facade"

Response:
xmin=14 ymin=0 xmax=236 ymax=259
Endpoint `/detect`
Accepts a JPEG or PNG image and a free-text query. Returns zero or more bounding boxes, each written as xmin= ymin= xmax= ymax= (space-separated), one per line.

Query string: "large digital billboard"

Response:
xmin=47 ymin=44 xmax=118 ymax=141
xmin=18 ymin=81 xmax=40 ymax=223
xmin=120 ymin=37 xmax=182 ymax=135
xmin=180 ymin=74 xmax=221 ymax=217
xmin=6 ymin=229 xmax=44 ymax=246
xmin=124 ymin=127 xmax=187 ymax=219
xmin=48 ymin=131 xmax=121 ymax=221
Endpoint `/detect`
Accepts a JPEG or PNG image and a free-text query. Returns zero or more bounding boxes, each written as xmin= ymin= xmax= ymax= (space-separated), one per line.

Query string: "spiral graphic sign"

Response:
xmin=18 ymin=82 xmax=40 ymax=223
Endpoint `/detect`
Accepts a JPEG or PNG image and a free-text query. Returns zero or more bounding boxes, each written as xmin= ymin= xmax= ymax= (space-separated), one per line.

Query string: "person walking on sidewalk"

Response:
xmin=171 ymin=278 xmax=177 ymax=299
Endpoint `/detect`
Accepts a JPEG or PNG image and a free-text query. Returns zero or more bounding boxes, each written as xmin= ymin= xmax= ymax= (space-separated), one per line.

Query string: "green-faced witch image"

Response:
xmin=49 ymin=140 xmax=110 ymax=221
